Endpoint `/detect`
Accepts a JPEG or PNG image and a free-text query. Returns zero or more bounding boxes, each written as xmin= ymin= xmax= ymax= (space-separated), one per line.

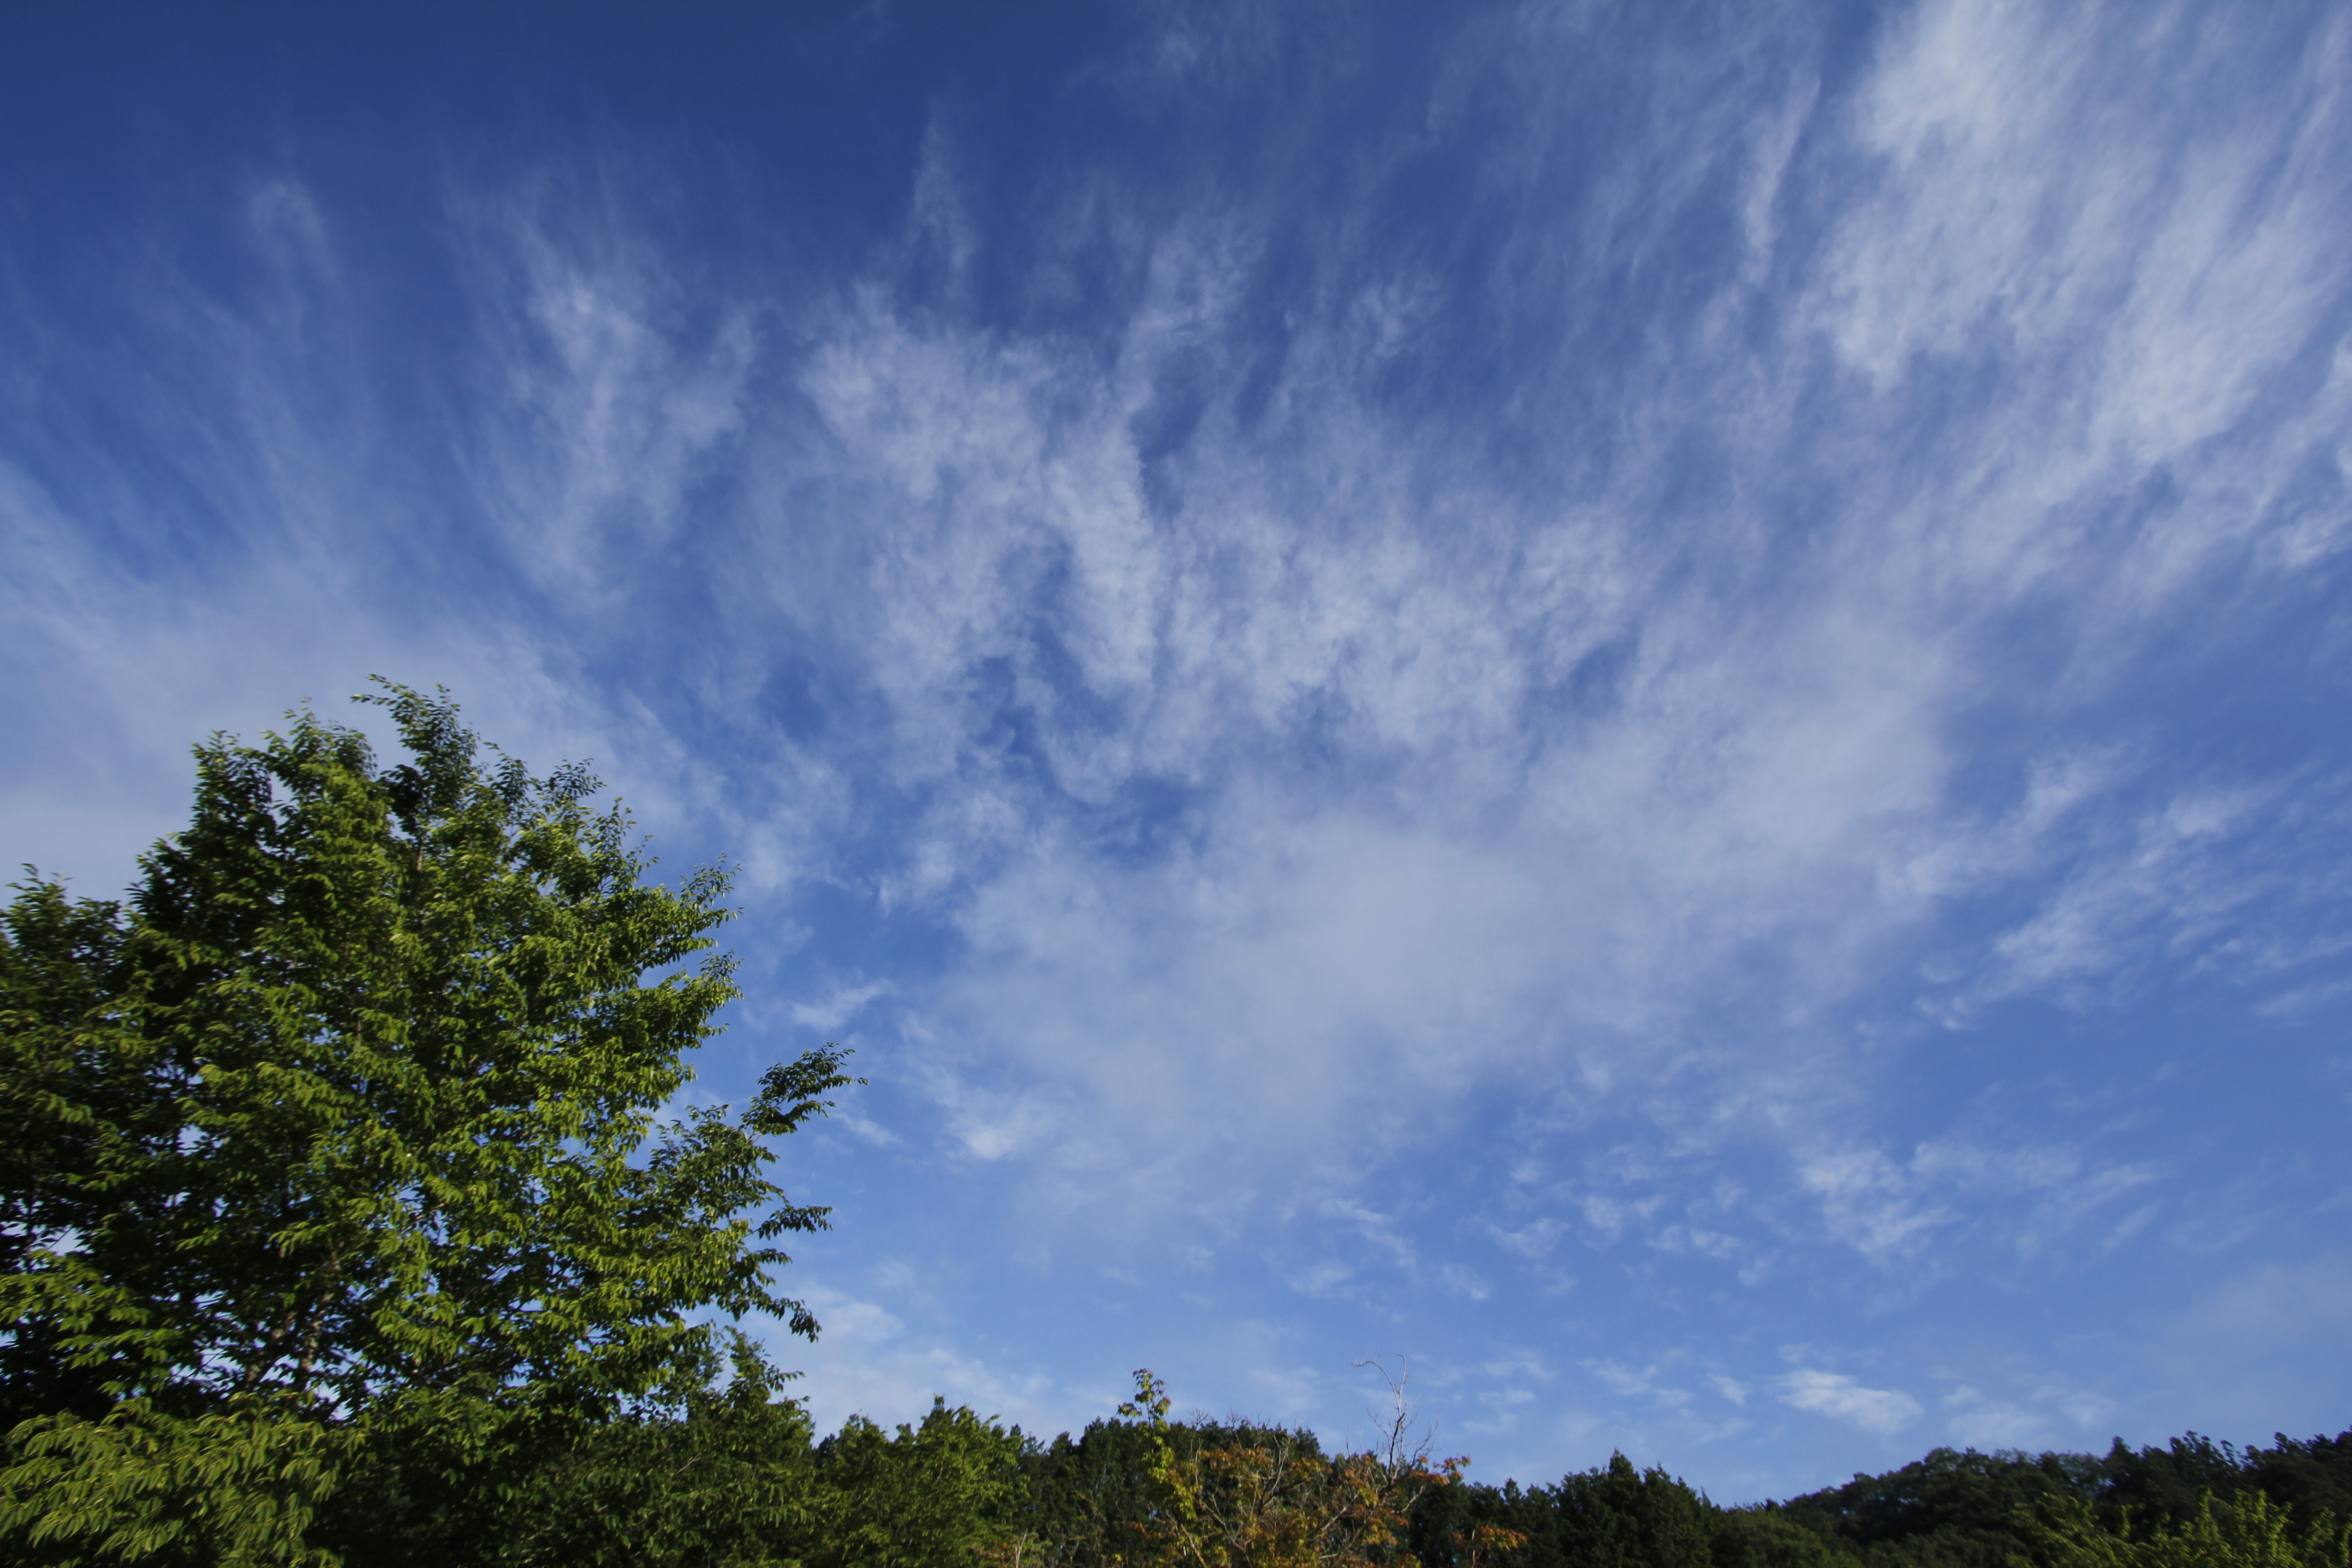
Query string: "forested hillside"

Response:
xmin=4 ymin=691 xmax=2345 ymax=1566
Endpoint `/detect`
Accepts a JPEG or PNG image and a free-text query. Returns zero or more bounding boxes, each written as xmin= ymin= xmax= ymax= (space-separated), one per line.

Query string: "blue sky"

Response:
xmin=5 ymin=0 xmax=2350 ymax=1502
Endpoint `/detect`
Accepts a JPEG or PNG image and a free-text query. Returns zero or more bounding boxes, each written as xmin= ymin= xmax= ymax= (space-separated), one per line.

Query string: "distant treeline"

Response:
xmin=427 ymin=1392 xmax=2352 ymax=1568
xmin=136 ymin=1368 xmax=2352 ymax=1568
xmin=1431 ymin=1422 xmax=2352 ymax=1568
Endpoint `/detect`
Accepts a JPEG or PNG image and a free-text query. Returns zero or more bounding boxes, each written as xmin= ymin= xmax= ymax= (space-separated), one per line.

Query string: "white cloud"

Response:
xmin=791 ymin=980 xmax=894 ymax=1033
xmin=1943 ymin=1387 xmax=2052 ymax=1450
xmin=752 ymin=10 xmax=2352 ymax=1231
xmin=1588 ymin=1360 xmax=1693 ymax=1411
xmin=1779 ymin=1370 xmax=1923 ymax=1436
xmin=1794 ymin=1134 xmax=2162 ymax=1266
xmin=1798 ymin=1146 xmax=1955 ymax=1260
xmin=450 ymin=176 xmax=764 ymax=597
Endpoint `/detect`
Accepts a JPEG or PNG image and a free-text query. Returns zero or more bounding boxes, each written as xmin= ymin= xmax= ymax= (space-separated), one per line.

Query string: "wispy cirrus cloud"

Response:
xmin=4 ymin=0 xmax=2349 ymax=1497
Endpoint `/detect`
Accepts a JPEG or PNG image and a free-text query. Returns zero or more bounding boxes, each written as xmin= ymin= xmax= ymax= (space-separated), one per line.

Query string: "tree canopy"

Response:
xmin=0 ymin=684 xmax=854 ymax=1563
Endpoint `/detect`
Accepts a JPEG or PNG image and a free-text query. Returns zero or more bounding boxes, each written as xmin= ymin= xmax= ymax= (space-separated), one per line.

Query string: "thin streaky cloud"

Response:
xmin=0 ymin=0 xmax=2347 ymax=1498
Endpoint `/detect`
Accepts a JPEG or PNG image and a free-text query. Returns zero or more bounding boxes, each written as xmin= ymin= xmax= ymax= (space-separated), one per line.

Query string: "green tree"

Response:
xmin=1012 ymin=1418 xmax=1170 ymax=1568
xmin=0 ymin=684 xmax=856 ymax=1564
xmin=1779 ymin=1446 xmax=2098 ymax=1568
xmin=2019 ymin=1489 xmax=2350 ymax=1568
xmin=807 ymin=1398 xmax=1034 ymax=1568
xmin=2091 ymin=1431 xmax=2352 ymax=1542
xmin=1486 ymin=1453 xmax=1715 ymax=1568
xmin=458 ymin=1329 xmax=823 ymax=1568
xmin=1706 ymin=1508 xmax=1860 ymax=1568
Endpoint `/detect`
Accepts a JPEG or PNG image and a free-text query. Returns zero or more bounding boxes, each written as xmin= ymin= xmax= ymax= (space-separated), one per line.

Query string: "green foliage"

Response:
xmin=1426 ymin=1454 xmax=1715 ymax=1568
xmin=2018 ymin=1489 xmax=2350 ymax=1568
xmin=0 ymin=1395 xmax=340 ymax=1567
xmin=1773 ymin=1431 xmax=2352 ymax=1568
xmin=1779 ymin=1447 xmax=2097 ymax=1567
xmin=383 ymin=1353 xmax=1034 ymax=1568
xmin=1 ymin=684 xmax=857 ymax=1564
xmin=806 ymin=1398 xmax=1033 ymax=1568
xmin=0 ymin=877 xmax=147 ymax=1433
xmin=1012 ymin=1419 xmax=1166 ymax=1568
xmin=2096 ymin=1433 xmax=2352 ymax=1541
xmin=417 ymin=1331 xmax=822 ymax=1568
xmin=1705 ymin=1507 xmax=1860 ymax=1568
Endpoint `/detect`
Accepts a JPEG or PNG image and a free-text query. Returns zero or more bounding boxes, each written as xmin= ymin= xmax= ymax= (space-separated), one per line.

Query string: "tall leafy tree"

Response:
xmin=0 ymin=683 xmax=855 ymax=1564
